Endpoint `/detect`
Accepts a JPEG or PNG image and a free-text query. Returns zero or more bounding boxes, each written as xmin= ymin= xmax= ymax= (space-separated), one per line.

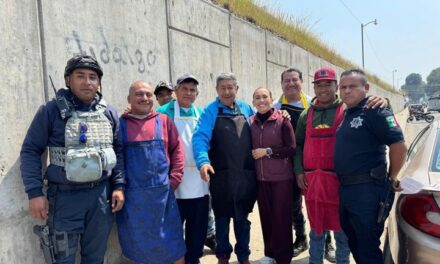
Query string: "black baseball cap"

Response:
xmin=154 ymin=80 xmax=174 ymax=96
xmin=176 ymin=73 xmax=199 ymax=85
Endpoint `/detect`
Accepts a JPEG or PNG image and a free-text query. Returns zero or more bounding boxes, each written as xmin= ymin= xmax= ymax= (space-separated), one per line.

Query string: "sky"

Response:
xmin=258 ymin=0 xmax=440 ymax=89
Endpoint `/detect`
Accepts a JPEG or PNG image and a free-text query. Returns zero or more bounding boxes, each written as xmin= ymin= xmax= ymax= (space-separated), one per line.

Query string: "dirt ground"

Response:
xmin=199 ymin=110 xmax=409 ymax=264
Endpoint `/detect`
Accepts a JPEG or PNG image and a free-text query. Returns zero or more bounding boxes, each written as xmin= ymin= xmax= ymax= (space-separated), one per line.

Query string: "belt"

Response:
xmin=49 ymin=179 xmax=107 ymax=191
xmin=338 ymin=164 xmax=388 ymax=186
xmin=339 ymin=173 xmax=374 ymax=186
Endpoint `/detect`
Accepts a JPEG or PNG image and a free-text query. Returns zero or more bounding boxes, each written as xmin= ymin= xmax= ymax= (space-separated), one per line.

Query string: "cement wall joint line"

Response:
xmin=266 ymin=59 xmax=289 ymax=69
xmin=228 ymin=13 xmax=233 ymax=72
xmin=37 ymin=0 xmax=49 ymax=102
xmin=165 ymin=0 xmax=173 ymax=82
xmin=265 ymin=31 xmax=269 ymax=88
xmin=168 ymin=26 xmax=230 ymax=49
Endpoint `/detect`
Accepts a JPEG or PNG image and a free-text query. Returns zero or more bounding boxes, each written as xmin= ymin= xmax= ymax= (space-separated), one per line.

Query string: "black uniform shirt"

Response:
xmin=334 ymin=97 xmax=404 ymax=177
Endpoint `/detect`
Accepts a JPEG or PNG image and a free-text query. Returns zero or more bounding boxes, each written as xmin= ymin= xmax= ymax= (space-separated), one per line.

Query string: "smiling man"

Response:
xmin=20 ymin=55 xmax=125 ymax=264
xmin=192 ymin=73 xmax=256 ymax=264
xmin=294 ymin=68 xmax=350 ymax=264
xmin=116 ymin=81 xmax=186 ymax=264
xmin=273 ymin=67 xmax=312 ymax=258
xmin=157 ymin=73 xmax=210 ymax=264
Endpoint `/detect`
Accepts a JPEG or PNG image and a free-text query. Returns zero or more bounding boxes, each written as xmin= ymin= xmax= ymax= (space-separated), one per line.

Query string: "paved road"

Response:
xmin=200 ymin=109 xmax=424 ymax=264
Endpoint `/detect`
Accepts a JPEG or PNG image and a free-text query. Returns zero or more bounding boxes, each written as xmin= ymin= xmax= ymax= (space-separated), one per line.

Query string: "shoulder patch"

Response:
xmin=385 ymin=116 xmax=399 ymax=128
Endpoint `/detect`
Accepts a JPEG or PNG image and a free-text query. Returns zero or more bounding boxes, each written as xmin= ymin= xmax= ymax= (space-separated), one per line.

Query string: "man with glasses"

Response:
xmin=157 ymin=73 xmax=210 ymax=264
xmin=20 ymin=55 xmax=125 ymax=263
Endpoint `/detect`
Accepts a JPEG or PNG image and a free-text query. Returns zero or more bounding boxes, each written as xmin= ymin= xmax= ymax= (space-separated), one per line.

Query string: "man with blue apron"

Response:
xmin=193 ymin=73 xmax=257 ymax=264
xmin=116 ymin=81 xmax=186 ymax=264
xmin=157 ymin=73 xmax=209 ymax=264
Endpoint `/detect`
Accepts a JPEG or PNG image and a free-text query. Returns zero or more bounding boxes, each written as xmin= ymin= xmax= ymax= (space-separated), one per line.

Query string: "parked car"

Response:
xmin=384 ymin=121 xmax=440 ymax=264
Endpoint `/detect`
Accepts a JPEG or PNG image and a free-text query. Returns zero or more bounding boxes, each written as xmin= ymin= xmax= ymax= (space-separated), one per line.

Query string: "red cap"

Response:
xmin=313 ymin=68 xmax=337 ymax=83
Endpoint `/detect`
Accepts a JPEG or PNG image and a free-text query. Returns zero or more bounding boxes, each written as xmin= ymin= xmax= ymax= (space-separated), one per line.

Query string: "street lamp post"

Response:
xmin=361 ymin=19 xmax=378 ymax=69
xmin=392 ymin=69 xmax=397 ymax=89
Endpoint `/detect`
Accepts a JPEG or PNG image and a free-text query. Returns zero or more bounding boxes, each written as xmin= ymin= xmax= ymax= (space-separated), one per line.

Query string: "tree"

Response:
xmin=427 ymin=67 xmax=440 ymax=86
xmin=402 ymin=73 xmax=425 ymax=102
xmin=405 ymin=73 xmax=423 ymax=86
xmin=426 ymin=67 xmax=440 ymax=97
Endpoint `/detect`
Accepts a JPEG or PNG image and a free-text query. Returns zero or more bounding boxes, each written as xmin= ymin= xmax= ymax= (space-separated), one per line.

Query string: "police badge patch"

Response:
xmin=350 ymin=116 xmax=363 ymax=128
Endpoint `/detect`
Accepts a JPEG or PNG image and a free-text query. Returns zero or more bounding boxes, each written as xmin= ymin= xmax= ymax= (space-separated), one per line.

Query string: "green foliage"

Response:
xmin=425 ymin=67 xmax=440 ymax=97
xmin=212 ymin=0 xmax=397 ymax=93
xmin=405 ymin=73 xmax=423 ymax=86
xmin=427 ymin=67 xmax=440 ymax=86
xmin=402 ymin=73 xmax=425 ymax=101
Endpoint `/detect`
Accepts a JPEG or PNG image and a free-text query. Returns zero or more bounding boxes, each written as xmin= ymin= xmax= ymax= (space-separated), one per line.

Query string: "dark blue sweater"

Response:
xmin=20 ymin=89 xmax=125 ymax=199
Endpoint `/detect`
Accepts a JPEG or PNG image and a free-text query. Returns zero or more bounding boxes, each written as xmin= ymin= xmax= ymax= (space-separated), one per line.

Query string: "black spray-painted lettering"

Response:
xmin=65 ymin=29 xmax=157 ymax=74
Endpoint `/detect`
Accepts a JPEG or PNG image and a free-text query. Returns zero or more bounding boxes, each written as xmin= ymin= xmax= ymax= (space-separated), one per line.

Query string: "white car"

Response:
xmin=384 ymin=121 xmax=440 ymax=263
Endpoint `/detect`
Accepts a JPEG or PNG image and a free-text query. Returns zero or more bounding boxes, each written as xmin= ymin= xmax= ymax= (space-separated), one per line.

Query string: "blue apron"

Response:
xmin=116 ymin=115 xmax=185 ymax=263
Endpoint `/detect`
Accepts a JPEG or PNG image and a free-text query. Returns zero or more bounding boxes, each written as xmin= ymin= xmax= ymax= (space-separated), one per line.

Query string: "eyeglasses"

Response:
xmin=79 ymin=122 xmax=88 ymax=144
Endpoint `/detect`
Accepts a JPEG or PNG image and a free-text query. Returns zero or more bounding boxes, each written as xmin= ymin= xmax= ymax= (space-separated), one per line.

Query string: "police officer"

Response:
xmin=334 ymin=69 xmax=406 ymax=264
xmin=20 ymin=55 xmax=125 ymax=263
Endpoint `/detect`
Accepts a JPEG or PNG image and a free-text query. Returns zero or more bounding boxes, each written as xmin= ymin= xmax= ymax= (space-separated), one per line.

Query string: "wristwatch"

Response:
xmin=266 ymin=147 xmax=273 ymax=157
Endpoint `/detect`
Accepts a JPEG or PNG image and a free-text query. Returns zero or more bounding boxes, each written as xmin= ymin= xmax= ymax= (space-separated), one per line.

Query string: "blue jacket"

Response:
xmin=20 ymin=89 xmax=126 ymax=199
xmin=192 ymin=97 xmax=255 ymax=169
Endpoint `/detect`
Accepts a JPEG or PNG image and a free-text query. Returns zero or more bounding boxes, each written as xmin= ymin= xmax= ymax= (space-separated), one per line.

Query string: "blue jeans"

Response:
xmin=207 ymin=199 xmax=216 ymax=237
xmin=339 ymin=181 xmax=395 ymax=264
xmin=215 ymin=216 xmax=251 ymax=262
xmin=309 ymin=229 xmax=350 ymax=264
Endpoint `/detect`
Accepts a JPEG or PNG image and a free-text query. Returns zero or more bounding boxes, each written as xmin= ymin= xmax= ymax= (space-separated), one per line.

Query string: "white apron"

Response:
xmin=173 ymin=101 xmax=209 ymax=199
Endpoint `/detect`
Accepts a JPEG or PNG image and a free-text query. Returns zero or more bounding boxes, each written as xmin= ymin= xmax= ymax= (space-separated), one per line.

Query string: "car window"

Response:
xmin=407 ymin=124 xmax=431 ymax=162
xmin=431 ymin=131 xmax=440 ymax=172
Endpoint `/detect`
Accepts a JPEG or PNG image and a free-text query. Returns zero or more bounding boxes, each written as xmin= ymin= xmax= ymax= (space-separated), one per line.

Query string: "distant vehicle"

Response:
xmin=428 ymin=97 xmax=440 ymax=113
xmin=383 ymin=121 xmax=440 ymax=264
xmin=407 ymin=111 xmax=435 ymax=123
xmin=408 ymin=104 xmax=425 ymax=116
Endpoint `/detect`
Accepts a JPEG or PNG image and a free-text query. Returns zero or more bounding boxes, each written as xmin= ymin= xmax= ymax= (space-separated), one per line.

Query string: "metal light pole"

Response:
xmin=361 ymin=19 xmax=378 ymax=69
xmin=392 ymin=69 xmax=397 ymax=89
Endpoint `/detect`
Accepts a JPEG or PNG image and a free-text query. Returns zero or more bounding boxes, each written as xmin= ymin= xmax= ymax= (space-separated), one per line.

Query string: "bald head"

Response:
xmin=127 ymin=80 xmax=155 ymax=115
xmin=129 ymin=81 xmax=152 ymax=95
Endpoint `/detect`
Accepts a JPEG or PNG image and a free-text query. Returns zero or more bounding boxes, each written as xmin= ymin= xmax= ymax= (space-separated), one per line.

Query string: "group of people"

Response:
xmin=20 ymin=55 xmax=406 ymax=264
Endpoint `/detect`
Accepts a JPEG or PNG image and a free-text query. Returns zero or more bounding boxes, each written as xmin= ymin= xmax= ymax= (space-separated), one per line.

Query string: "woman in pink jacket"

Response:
xmin=250 ymin=87 xmax=296 ymax=264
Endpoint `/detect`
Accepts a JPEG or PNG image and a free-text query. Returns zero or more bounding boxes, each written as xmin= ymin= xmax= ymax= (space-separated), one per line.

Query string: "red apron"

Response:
xmin=303 ymin=104 xmax=344 ymax=235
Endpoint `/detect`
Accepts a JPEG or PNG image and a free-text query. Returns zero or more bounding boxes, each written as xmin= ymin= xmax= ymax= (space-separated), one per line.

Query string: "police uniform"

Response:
xmin=334 ymin=97 xmax=404 ymax=264
xmin=20 ymin=56 xmax=125 ymax=264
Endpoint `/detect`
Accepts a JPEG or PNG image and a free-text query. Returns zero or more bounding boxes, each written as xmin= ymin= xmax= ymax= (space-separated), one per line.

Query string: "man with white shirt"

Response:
xmin=157 ymin=73 xmax=209 ymax=264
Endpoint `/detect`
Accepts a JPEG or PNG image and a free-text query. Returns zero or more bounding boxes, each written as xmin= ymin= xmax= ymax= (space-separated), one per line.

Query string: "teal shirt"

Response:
xmin=156 ymin=99 xmax=203 ymax=120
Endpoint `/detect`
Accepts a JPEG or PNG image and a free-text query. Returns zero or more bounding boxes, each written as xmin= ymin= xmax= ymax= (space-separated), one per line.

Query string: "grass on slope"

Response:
xmin=213 ymin=0 xmax=396 ymax=93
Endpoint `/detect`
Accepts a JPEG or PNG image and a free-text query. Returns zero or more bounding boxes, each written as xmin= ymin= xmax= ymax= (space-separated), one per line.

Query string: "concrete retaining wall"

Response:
xmin=0 ymin=0 xmax=404 ymax=263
